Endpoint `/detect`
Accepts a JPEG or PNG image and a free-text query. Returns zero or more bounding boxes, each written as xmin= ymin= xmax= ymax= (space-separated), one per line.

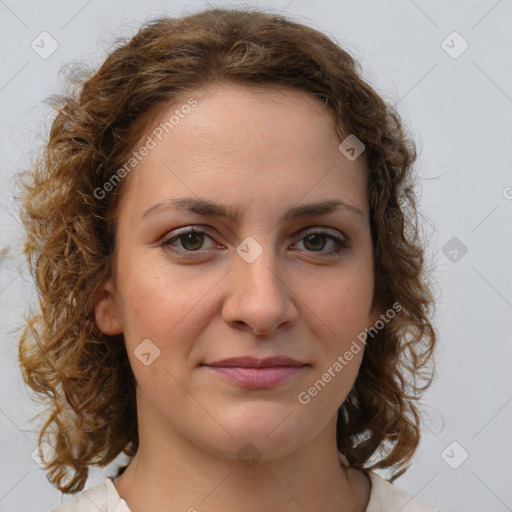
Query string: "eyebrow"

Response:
xmin=140 ymin=197 xmax=365 ymax=222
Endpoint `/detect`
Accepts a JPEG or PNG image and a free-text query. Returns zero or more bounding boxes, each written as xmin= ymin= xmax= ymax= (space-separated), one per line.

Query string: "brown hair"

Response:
xmin=17 ymin=7 xmax=436 ymax=494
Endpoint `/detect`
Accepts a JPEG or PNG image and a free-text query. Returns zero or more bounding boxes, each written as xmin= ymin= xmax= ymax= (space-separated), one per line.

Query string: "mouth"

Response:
xmin=202 ymin=356 xmax=309 ymax=389
xmin=204 ymin=356 xmax=306 ymax=368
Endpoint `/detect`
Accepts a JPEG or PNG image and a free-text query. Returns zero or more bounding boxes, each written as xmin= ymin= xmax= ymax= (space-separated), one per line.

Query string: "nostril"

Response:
xmin=234 ymin=320 xmax=251 ymax=330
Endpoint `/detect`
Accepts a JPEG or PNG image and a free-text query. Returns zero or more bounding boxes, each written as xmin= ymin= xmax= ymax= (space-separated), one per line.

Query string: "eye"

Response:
xmin=292 ymin=230 xmax=350 ymax=256
xmin=161 ymin=226 xmax=350 ymax=259
xmin=161 ymin=227 xmax=219 ymax=255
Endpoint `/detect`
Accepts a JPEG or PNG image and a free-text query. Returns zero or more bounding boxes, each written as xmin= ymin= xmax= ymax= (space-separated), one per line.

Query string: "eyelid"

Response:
xmin=291 ymin=228 xmax=350 ymax=255
xmin=161 ymin=226 xmax=219 ymax=247
xmin=161 ymin=225 xmax=346 ymax=243
xmin=160 ymin=225 xmax=350 ymax=256
xmin=297 ymin=226 xmax=347 ymax=239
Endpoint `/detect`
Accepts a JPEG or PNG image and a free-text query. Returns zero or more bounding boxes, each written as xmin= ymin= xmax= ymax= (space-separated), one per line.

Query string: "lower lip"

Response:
xmin=204 ymin=366 xmax=306 ymax=388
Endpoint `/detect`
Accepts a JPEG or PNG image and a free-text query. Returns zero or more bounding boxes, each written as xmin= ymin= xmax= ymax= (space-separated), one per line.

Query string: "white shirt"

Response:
xmin=50 ymin=453 xmax=439 ymax=512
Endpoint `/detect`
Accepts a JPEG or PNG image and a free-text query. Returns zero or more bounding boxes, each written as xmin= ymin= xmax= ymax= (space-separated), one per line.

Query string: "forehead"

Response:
xmin=147 ymin=81 xmax=338 ymax=149
xmin=118 ymin=81 xmax=368 ymax=218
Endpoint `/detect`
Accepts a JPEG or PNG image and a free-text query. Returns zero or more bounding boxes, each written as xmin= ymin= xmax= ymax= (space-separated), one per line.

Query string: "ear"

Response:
xmin=367 ymin=306 xmax=381 ymax=329
xmin=94 ymin=278 xmax=123 ymax=335
xmin=367 ymin=294 xmax=383 ymax=328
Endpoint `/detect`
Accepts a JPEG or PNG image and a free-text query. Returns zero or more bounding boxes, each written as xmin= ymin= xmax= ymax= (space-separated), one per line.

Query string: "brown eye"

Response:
xmin=179 ymin=231 xmax=205 ymax=251
xmin=162 ymin=228 xmax=216 ymax=253
xmin=303 ymin=233 xmax=328 ymax=251
xmin=293 ymin=230 xmax=350 ymax=257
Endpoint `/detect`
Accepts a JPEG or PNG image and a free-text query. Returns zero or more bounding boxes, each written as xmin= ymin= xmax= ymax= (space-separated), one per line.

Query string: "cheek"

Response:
xmin=306 ymin=268 xmax=374 ymax=339
xmin=117 ymin=257 xmax=220 ymax=371
xmin=299 ymin=277 xmax=371 ymax=410
xmin=118 ymin=255 xmax=198 ymax=330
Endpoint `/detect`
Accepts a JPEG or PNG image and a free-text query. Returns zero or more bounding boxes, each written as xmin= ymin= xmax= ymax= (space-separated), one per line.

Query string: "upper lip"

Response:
xmin=203 ymin=356 xmax=307 ymax=368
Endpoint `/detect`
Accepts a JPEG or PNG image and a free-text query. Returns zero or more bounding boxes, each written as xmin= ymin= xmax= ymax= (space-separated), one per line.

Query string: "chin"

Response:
xmin=198 ymin=402 xmax=313 ymax=461
xmin=203 ymin=431 xmax=304 ymax=463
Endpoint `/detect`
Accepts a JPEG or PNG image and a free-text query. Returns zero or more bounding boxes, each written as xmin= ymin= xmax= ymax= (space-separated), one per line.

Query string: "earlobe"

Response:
xmin=94 ymin=278 xmax=123 ymax=335
xmin=370 ymin=304 xmax=381 ymax=325
xmin=367 ymin=296 xmax=383 ymax=329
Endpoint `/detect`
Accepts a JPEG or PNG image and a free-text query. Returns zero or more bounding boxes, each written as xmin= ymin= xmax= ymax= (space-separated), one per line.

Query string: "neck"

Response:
xmin=114 ymin=421 xmax=370 ymax=512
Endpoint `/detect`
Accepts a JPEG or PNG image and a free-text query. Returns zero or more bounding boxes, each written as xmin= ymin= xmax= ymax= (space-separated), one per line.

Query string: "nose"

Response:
xmin=221 ymin=241 xmax=298 ymax=337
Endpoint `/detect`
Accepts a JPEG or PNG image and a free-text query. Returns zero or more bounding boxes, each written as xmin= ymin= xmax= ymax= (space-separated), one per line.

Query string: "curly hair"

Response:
xmin=16 ymin=7 xmax=436 ymax=494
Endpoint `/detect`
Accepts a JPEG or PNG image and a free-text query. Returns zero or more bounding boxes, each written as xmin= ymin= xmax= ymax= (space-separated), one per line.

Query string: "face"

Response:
xmin=95 ymin=81 xmax=379 ymax=461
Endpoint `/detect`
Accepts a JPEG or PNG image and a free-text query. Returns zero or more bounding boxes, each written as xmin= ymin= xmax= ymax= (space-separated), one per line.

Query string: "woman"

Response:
xmin=18 ymin=7 xmax=438 ymax=511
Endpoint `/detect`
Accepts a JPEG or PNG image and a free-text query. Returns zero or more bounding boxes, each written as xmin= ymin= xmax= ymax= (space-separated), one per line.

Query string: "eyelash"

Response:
xmin=160 ymin=226 xmax=350 ymax=259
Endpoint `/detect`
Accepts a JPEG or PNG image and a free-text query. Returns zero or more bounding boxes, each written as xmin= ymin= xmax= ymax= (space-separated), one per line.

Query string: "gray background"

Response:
xmin=1 ymin=1 xmax=511 ymax=511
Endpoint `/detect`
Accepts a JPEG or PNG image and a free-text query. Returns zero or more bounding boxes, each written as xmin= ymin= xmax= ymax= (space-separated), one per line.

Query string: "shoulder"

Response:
xmin=366 ymin=471 xmax=440 ymax=512
xmin=49 ymin=477 xmax=129 ymax=512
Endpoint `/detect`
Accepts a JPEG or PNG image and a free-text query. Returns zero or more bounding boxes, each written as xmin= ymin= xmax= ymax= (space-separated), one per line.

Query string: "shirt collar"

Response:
xmin=106 ymin=477 xmax=132 ymax=512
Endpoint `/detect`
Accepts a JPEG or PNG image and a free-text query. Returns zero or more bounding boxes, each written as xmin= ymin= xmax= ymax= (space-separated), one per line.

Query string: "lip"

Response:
xmin=205 ymin=356 xmax=306 ymax=368
xmin=202 ymin=356 xmax=308 ymax=389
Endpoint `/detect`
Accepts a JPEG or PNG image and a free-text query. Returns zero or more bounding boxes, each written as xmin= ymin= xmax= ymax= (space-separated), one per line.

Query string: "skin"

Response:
xmin=95 ymin=81 xmax=380 ymax=512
